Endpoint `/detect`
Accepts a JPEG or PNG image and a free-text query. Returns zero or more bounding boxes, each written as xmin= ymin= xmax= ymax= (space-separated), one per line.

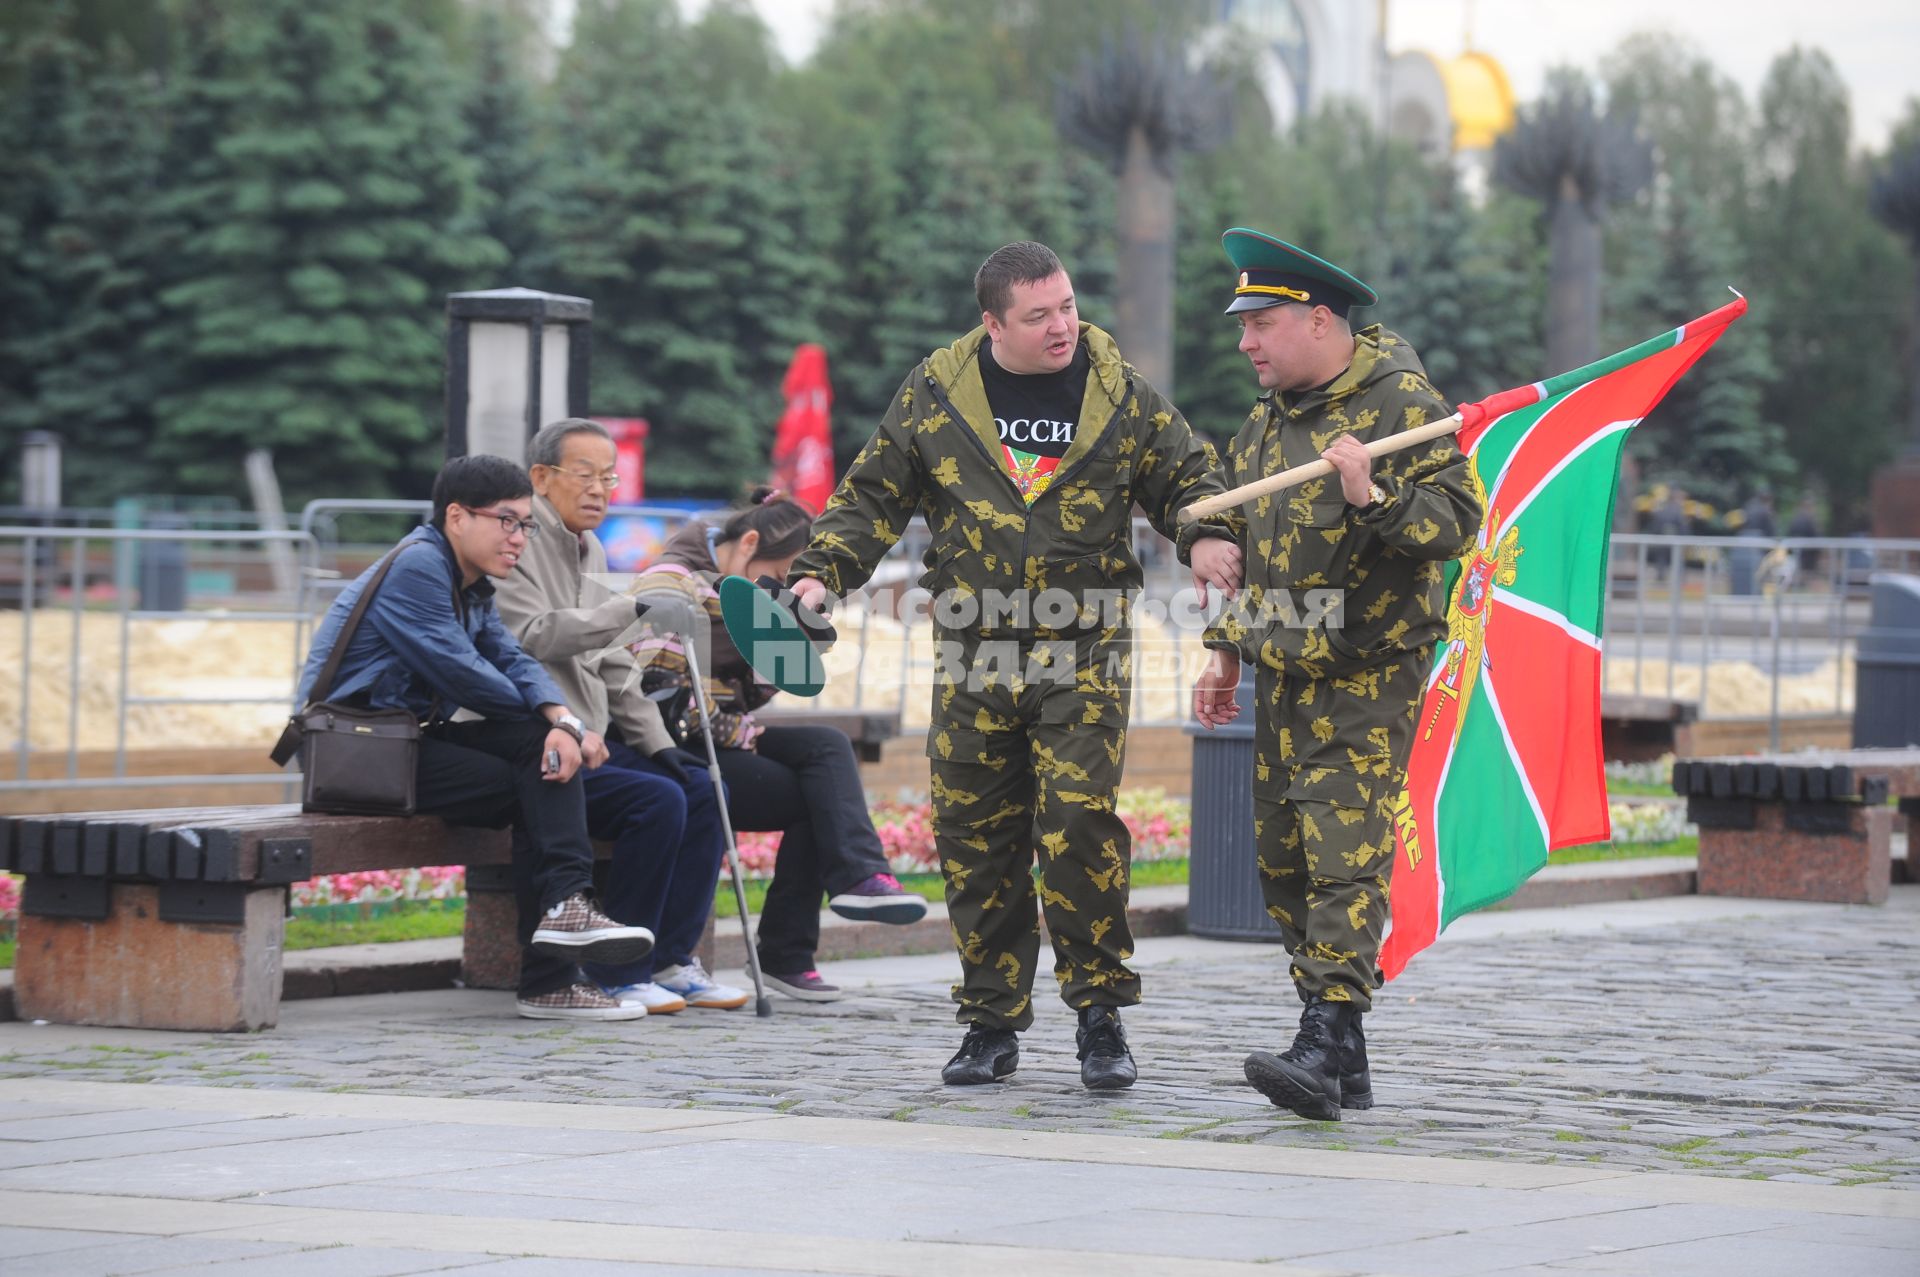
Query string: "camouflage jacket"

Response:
xmin=790 ymin=323 xmax=1230 ymax=637
xmin=1204 ymin=326 xmax=1482 ymax=678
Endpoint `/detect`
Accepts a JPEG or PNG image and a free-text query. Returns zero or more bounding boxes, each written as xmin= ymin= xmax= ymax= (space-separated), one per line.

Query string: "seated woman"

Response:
xmin=629 ymin=486 xmax=926 ymax=1001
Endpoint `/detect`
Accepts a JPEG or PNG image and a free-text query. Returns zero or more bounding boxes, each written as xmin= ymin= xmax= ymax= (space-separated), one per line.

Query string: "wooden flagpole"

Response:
xmin=1176 ymin=413 xmax=1464 ymax=524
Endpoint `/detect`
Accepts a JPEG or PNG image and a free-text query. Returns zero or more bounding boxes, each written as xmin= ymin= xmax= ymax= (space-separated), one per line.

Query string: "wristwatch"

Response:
xmin=1366 ymin=481 xmax=1389 ymax=508
xmin=552 ymin=712 xmax=586 ymax=745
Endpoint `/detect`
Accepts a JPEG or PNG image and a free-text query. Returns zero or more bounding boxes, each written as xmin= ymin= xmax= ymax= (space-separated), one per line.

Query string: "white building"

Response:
xmin=1212 ymin=0 xmax=1516 ymax=193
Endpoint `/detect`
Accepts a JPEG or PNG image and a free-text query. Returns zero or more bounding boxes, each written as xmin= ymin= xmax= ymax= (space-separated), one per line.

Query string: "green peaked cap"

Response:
xmin=717 ymin=574 xmax=827 ymax=697
xmin=1221 ymin=227 xmax=1377 ymax=315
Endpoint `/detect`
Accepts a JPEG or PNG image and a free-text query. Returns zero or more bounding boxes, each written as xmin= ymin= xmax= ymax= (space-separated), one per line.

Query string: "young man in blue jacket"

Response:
xmin=297 ymin=455 xmax=654 ymax=1020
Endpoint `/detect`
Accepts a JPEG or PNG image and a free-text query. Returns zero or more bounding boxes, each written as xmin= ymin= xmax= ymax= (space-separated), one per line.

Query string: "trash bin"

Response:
xmin=1727 ymin=544 xmax=1760 ymax=596
xmin=139 ymin=514 xmax=189 ymax=612
xmin=1854 ymin=572 xmax=1920 ymax=748
xmin=1185 ymin=670 xmax=1284 ymax=942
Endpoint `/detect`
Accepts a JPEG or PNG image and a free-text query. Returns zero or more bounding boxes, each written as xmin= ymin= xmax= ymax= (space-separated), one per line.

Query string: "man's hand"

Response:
xmin=1189 ymin=536 xmax=1243 ymax=605
xmin=1192 ymin=649 xmax=1242 ymax=729
xmin=791 ymin=576 xmax=829 ymax=614
xmin=581 ymin=731 xmax=609 ymax=770
xmin=542 ymin=728 xmax=584 ymax=782
xmin=650 ymin=746 xmax=706 ymax=784
xmin=1322 ymin=434 xmax=1374 ymax=506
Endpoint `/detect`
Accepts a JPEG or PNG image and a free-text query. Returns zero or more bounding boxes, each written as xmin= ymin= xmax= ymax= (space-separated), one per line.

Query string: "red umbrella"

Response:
xmin=769 ymin=343 xmax=834 ymax=516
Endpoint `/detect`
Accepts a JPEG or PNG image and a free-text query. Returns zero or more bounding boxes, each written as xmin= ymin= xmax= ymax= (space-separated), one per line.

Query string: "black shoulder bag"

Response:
xmin=270 ymin=547 xmax=422 ymax=815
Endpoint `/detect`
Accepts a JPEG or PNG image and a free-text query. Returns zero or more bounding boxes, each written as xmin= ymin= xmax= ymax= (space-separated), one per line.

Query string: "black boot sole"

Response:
xmin=1081 ymin=1059 xmax=1137 ymax=1090
xmin=1340 ymin=1087 xmax=1375 ymax=1111
xmin=1244 ymin=1052 xmax=1341 ymax=1121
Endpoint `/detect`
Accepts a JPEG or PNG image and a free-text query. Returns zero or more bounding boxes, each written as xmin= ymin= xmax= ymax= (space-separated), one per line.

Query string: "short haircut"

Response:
xmin=528 ymin=417 xmax=612 ymax=469
xmin=431 ymin=455 xmax=533 ymax=530
xmin=975 ymin=241 xmax=1065 ymax=318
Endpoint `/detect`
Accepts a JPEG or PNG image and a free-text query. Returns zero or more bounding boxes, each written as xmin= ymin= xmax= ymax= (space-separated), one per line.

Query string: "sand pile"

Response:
xmin=0 ymin=611 xmax=301 ymax=752
xmin=1602 ymin=653 xmax=1853 ymax=717
xmin=810 ymin=607 xmax=1211 ymax=727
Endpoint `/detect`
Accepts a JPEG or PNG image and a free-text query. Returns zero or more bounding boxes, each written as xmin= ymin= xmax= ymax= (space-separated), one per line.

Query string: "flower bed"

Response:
xmin=0 ymin=781 xmax=1691 ymax=937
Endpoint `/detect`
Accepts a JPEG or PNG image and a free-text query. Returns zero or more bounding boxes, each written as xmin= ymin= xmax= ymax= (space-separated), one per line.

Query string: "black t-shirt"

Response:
xmin=980 ymin=338 xmax=1088 ymax=460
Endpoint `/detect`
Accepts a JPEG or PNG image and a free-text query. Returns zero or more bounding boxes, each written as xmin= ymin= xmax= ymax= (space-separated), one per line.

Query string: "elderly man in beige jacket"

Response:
xmin=492 ymin=418 xmax=746 ymax=1015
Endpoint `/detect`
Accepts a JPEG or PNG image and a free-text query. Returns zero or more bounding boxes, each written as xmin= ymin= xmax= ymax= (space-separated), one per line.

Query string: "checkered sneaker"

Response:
xmin=515 ymin=982 xmax=648 ymax=1022
xmin=530 ymin=893 xmax=655 ymax=966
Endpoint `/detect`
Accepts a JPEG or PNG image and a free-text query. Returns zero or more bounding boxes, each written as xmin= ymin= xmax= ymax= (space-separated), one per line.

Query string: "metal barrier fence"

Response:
xmin=0 ymin=523 xmax=318 ymax=797
xmin=5 ymin=509 xmax=1918 ymax=801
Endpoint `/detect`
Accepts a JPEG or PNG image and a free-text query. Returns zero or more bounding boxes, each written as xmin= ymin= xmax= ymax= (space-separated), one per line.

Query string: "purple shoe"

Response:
xmin=827 ymin=872 xmax=929 ymax=925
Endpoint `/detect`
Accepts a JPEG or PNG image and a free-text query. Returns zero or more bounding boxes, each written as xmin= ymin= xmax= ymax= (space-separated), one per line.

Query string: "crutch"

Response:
xmin=680 ymin=636 xmax=774 ymax=1017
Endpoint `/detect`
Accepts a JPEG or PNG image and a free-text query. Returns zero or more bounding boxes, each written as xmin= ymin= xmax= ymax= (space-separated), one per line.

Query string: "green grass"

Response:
xmin=1549 ymin=835 xmax=1697 ymax=864
xmin=1605 ymin=778 xmax=1678 ymax=798
xmin=283 ymin=902 xmax=466 ymax=950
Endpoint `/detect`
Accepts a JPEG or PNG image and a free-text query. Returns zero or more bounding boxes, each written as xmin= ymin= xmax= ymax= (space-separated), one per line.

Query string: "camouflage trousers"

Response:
xmin=925 ymin=626 xmax=1136 ymax=1031
xmin=1252 ymin=652 xmax=1430 ymax=1013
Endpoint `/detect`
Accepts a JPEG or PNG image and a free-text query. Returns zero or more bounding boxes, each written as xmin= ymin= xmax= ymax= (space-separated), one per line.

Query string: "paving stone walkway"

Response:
xmin=3 ymin=888 xmax=1915 ymax=1191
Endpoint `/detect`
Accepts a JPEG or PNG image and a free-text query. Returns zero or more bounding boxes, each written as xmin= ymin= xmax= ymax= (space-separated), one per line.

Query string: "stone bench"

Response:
xmin=750 ymin=707 xmax=901 ymax=763
xmin=1599 ymin=692 xmax=1700 ymax=762
xmin=1 ymin=805 xmax=519 ymax=1032
xmin=1670 ymin=749 xmax=1920 ymax=904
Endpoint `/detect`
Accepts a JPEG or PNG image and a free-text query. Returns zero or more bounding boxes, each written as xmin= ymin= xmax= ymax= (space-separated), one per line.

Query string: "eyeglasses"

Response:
xmin=465 ymin=506 xmax=540 ymax=538
xmin=543 ymin=465 xmax=620 ymax=493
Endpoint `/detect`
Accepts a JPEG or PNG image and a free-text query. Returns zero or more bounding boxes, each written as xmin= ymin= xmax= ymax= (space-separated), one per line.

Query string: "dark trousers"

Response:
xmin=414 ymin=718 xmax=595 ymax=999
xmin=718 ymin=724 xmax=889 ymax=974
xmin=577 ymin=738 xmax=726 ymax=989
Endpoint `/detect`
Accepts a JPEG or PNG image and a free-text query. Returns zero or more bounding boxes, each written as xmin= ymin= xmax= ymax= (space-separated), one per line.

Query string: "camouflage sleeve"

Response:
xmin=787 ymin=371 xmax=925 ymax=595
xmin=1126 ymin=379 xmax=1235 ymax=565
xmin=1357 ymin=378 xmax=1483 ymax=561
xmin=1207 ymin=405 xmax=1264 ymax=550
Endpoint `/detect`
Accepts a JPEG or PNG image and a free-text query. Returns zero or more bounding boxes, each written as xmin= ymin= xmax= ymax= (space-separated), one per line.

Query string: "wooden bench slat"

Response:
xmin=15 ymin=817 xmax=53 ymax=874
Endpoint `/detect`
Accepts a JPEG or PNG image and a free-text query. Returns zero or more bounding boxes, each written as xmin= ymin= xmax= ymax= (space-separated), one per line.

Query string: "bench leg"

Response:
xmin=461 ymin=887 xmax=520 ymax=990
xmin=12 ymin=882 xmax=286 ymax=1031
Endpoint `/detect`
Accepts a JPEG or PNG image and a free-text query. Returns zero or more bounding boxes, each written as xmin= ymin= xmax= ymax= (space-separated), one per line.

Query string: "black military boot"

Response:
xmin=941 ymin=1023 xmax=1019 ymax=1085
xmin=1076 ymin=1006 xmax=1138 ymax=1090
xmin=1243 ymin=999 xmax=1352 ymax=1120
xmin=1338 ymin=1011 xmax=1374 ymax=1110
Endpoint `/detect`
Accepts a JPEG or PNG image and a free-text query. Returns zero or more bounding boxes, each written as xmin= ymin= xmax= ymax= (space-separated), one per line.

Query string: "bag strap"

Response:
xmin=307 ymin=544 xmax=409 ymax=706
xmin=271 ymin=544 xmax=408 ymax=768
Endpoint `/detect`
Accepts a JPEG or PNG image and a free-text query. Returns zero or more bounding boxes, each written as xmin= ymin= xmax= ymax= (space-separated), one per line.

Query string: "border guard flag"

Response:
xmin=1380 ymin=295 xmax=1749 ymax=979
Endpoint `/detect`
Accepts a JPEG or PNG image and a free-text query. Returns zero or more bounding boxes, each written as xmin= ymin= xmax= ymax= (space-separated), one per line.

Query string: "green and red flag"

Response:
xmin=1380 ymin=295 xmax=1748 ymax=978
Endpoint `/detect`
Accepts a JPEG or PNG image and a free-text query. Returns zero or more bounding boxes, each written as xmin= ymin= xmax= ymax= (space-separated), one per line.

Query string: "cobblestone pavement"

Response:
xmin=3 ymin=889 xmax=1916 ymax=1191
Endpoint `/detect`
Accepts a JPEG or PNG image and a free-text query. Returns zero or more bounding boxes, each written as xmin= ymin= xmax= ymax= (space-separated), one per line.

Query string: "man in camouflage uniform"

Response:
xmin=1191 ymin=228 xmax=1482 ymax=1120
xmin=792 ymin=241 xmax=1240 ymax=1089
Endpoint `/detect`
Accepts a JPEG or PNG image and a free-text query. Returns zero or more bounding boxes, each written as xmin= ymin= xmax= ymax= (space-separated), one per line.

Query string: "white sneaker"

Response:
xmin=602 ymin=982 xmax=687 ymax=1014
xmin=654 ymin=959 xmax=750 ymax=1010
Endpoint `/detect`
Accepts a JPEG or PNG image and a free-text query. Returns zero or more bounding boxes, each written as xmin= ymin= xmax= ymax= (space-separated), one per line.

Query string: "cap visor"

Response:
xmin=1224 ymin=294 xmax=1287 ymax=315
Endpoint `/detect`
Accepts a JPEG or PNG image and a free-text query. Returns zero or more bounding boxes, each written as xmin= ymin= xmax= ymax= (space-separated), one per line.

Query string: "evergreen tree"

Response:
xmin=1601 ymin=35 xmax=1782 ymax=512
xmin=1171 ymin=158 xmax=1261 ymax=443
xmin=0 ymin=32 xmax=169 ymax=504
xmin=460 ymin=3 xmax=550 ymax=284
xmin=0 ymin=7 xmax=178 ymax=505
xmin=1381 ymin=171 xmax=1544 ymax=406
xmin=148 ymin=0 xmax=502 ymax=503
xmin=1748 ymin=47 xmax=1907 ymax=526
xmin=1608 ymin=184 xmax=1781 ymax=511
xmin=1872 ymin=103 xmax=1920 ymax=473
xmin=542 ymin=0 xmax=828 ymax=495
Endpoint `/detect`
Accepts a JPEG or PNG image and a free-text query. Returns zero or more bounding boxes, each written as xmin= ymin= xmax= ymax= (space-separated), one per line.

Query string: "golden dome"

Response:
xmin=1439 ymin=50 xmax=1516 ymax=150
